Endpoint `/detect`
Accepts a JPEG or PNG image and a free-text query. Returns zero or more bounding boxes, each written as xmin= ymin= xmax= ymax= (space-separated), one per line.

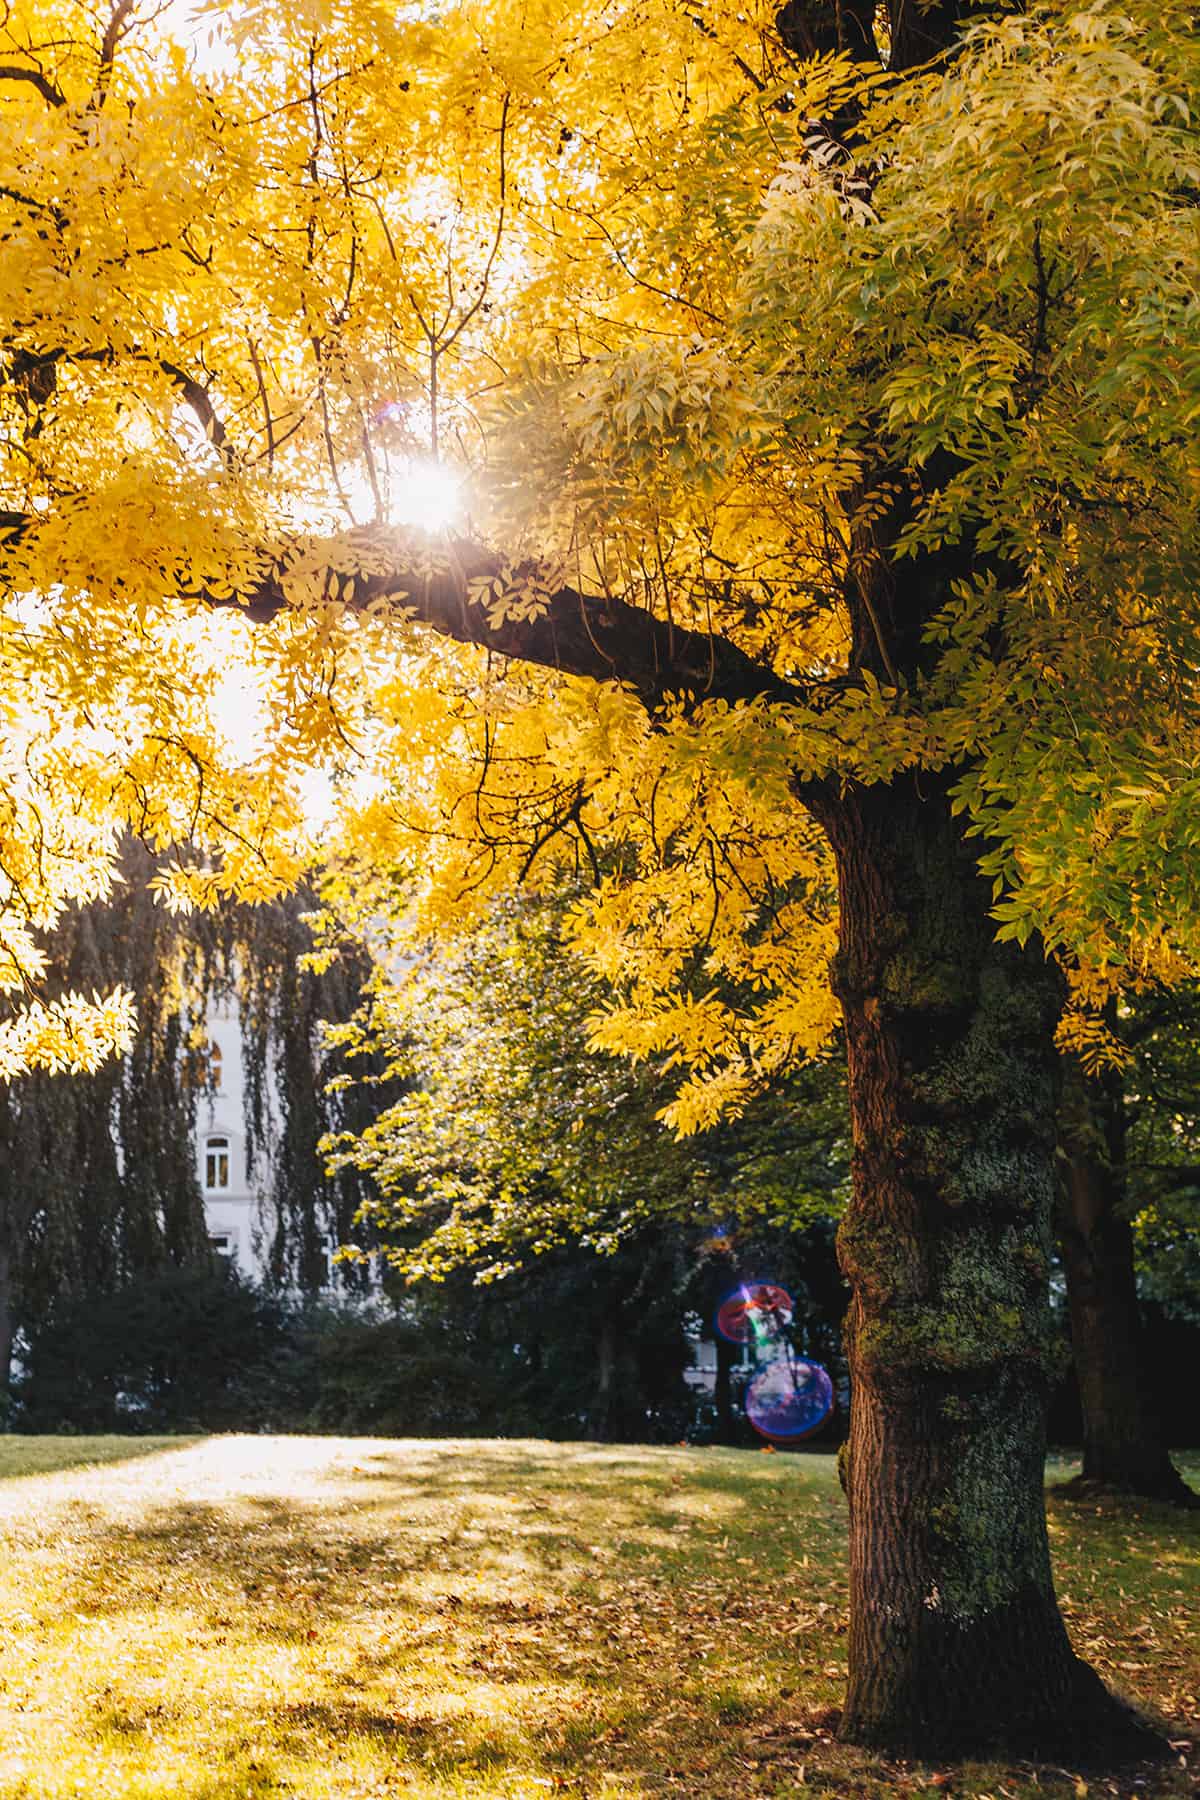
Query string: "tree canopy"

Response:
xmin=0 ymin=0 xmax=1193 ymax=1091
xmin=325 ymin=889 xmax=848 ymax=1280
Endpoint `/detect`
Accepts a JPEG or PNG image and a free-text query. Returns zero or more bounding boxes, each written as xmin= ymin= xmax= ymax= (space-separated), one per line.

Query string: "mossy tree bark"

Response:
xmin=818 ymin=774 xmax=1158 ymax=1760
xmin=1057 ymin=1063 xmax=1198 ymax=1506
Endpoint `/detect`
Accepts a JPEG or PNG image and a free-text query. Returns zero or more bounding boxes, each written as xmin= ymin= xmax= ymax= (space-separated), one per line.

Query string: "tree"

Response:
xmin=327 ymin=892 xmax=847 ymax=1284
xmin=1057 ymin=1049 xmax=1198 ymax=1507
xmin=2 ymin=849 xmax=387 ymax=1399
xmin=325 ymin=889 xmax=850 ymax=1439
xmin=1125 ymin=988 xmax=1200 ymax=1330
xmin=0 ymin=0 xmax=1196 ymax=1762
xmin=0 ymin=838 xmax=210 ymax=1394
xmin=218 ymin=888 xmax=392 ymax=1296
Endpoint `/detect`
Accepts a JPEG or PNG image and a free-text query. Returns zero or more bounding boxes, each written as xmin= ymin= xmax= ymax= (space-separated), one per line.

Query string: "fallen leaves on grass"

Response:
xmin=0 ymin=1440 xmax=1189 ymax=1800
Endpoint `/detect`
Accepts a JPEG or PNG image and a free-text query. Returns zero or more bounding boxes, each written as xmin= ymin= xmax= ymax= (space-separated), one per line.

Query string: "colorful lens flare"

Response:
xmin=712 ymin=1280 xmax=835 ymax=1441
xmin=715 ymin=1283 xmax=794 ymax=1345
xmin=746 ymin=1356 xmax=834 ymax=1441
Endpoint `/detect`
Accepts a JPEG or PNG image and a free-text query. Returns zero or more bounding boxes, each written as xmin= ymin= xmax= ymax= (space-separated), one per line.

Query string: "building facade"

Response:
xmin=194 ymin=994 xmax=273 ymax=1283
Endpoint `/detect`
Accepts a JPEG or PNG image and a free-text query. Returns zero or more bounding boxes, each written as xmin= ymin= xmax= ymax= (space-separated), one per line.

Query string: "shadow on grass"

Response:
xmin=0 ymin=1433 xmax=202 ymax=1482
xmin=5 ymin=1441 xmax=1195 ymax=1800
xmin=32 ymin=1448 xmax=842 ymax=1795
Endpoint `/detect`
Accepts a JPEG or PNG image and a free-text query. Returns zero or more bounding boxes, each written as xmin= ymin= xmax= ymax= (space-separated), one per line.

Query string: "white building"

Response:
xmin=193 ymin=994 xmax=272 ymax=1282
xmin=193 ymin=994 xmax=369 ymax=1294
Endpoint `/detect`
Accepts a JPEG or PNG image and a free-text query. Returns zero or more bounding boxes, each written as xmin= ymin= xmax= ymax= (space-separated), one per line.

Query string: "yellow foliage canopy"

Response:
xmin=0 ymin=0 xmax=1196 ymax=1095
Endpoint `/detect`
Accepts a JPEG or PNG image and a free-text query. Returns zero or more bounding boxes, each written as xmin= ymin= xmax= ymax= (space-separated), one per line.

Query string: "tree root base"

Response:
xmin=1052 ymin=1469 xmax=1200 ymax=1510
xmin=838 ymin=1663 xmax=1170 ymax=1767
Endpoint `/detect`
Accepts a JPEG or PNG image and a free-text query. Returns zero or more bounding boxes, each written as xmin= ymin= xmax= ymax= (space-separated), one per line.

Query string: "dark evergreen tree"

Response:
xmin=6 ymin=848 xmax=390 ymax=1407
xmin=1 ymin=839 xmax=209 ymax=1395
xmin=1057 ymin=1053 xmax=1198 ymax=1507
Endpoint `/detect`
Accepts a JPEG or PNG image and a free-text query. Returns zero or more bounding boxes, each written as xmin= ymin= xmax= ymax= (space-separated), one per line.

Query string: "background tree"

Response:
xmin=218 ymin=889 xmax=392 ymax=1296
xmin=6 ymin=847 xmax=390 ymax=1411
xmin=1127 ymin=989 xmax=1200 ymax=1328
xmin=1058 ymin=1044 xmax=1199 ymax=1507
xmin=328 ymin=892 xmax=848 ymax=1285
xmin=0 ymin=838 xmax=209 ymax=1395
xmin=326 ymin=889 xmax=851 ymax=1437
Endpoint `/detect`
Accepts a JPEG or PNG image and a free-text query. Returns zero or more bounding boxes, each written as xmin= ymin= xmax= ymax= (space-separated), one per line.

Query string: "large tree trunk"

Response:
xmin=1057 ymin=1064 xmax=1198 ymax=1506
xmin=821 ymin=774 xmax=1158 ymax=1760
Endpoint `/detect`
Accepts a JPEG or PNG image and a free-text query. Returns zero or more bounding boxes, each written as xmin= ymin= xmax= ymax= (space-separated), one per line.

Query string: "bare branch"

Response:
xmin=247 ymin=337 xmax=276 ymax=466
xmin=92 ymin=0 xmax=136 ymax=109
xmin=0 ymin=181 xmax=68 ymax=227
xmin=0 ymin=63 xmax=65 ymax=106
xmin=437 ymin=92 xmax=511 ymax=357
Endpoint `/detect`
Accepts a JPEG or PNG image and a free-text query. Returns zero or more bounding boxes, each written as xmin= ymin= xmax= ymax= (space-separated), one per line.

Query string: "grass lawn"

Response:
xmin=0 ymin=1438 xmax=1193 ymax=1799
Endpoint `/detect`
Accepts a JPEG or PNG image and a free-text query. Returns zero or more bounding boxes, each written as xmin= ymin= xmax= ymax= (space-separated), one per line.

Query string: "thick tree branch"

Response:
xmin=91 ymin=0 xmax=135 ymax=110
xmin=1135 ymin=1164 xmax=1200 ymax=1188
xmin=775 ymin=0 xmax=879 ymax=66
xmin=156 ymin=358 xmax=231 ymax=459
xmin=230 ymin=535 xmax=807 ymax=713
xmin=5 ymin=347 xmax=233 ymax=463
xmin=0 ymin=503 xmax=829 ymax=713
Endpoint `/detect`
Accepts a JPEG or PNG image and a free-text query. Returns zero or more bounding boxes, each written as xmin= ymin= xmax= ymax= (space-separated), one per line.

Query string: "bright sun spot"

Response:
xmin=210 ymin=660 xmax=268 ymax=758
xmin=393 ymin=458 xmax=465 ymax=532
xmin=341 ymin=458 xmax=465 ymax=534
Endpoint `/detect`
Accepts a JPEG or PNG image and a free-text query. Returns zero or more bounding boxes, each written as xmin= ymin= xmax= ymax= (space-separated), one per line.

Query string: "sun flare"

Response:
xmin=340 ymin=458 xmax=465 ymax=534
xmin=391 ymin=458 xmax=465 ymax=532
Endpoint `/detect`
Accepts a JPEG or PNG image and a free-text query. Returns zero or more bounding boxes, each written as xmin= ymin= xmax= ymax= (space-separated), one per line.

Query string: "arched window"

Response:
xmin=207 ymin=1041 xmax=223 ymax=1091
xmin=205 ymin=1136 xmax=230 ymax=1191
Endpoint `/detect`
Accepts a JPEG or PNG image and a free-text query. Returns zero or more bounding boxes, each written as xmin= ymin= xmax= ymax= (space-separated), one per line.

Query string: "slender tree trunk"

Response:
xmin=1057 ymin=1064 xmax=1197 ymax=1506
xmin=820 ymin=774 xmax=1158 ymax=1760
xmin=589 ymin=1313 xmax=618 ymax=1442
xmin=714 ymin=1331 xmax=737 ymax=1445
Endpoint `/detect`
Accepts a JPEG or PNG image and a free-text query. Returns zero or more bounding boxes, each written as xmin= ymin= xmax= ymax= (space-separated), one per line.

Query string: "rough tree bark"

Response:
xmin=818 ymin=773 xmax=1159 ymax=1758
xmin=1057 ymin=1063 xmax=1198 ymax=1507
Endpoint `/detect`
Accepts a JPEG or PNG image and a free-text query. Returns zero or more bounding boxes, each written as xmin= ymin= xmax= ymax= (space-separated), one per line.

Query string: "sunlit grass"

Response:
xmin=0 ymin=1437 xmax=1192 ymax=1798
xmin=0 ymin=1434 xmax=192 ymax=1481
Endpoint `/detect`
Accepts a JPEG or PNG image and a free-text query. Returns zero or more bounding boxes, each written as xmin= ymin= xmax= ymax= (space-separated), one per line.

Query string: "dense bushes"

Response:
xmin=11 ymin=1217 xmax=860 ymax=1442
xmin=28 ymin=1238 xmax=1200 ymax=1448
xmin=19 ymin=1264 xmax=312 ymax=1433
xmin=13 ymin=1259 xmax=682 ymax=1438
xmin=310 ymin=1316 xmax=516 ymax=1436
